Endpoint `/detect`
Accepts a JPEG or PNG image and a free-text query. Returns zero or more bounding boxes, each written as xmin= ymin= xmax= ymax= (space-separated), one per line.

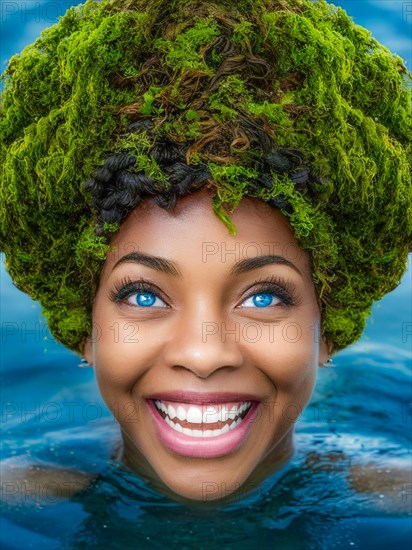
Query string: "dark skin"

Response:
xmin=2 ymin=190 xmax=410 ymax=509
xmin=81 ymin=189 xmax=328 ymax=502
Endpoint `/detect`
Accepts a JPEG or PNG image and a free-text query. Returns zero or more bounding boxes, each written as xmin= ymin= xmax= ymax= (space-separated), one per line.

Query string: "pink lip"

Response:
xmin=146 ymin=399 xmax=260 ymax=458
xmin=146 ymin=391 xmax=261 ymax=405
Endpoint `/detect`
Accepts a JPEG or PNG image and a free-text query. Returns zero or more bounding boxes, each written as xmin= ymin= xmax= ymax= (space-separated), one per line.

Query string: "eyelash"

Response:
xmin=109 ymin=275 xmax=302 ymax=309
xmin=242 ymin=275 xmax=302 ymax=307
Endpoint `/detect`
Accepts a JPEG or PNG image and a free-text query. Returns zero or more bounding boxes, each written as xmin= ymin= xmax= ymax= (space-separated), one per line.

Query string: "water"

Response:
xmin=1 ymin=255 xmax=411 ymax=549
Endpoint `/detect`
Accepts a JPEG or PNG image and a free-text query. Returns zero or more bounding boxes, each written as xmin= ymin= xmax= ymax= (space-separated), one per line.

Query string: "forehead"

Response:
xmin=103 ymin=189 xmax=311 ymax=276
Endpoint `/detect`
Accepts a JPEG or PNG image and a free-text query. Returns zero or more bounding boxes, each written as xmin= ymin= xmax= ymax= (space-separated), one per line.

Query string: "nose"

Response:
xmin=161 ymin=308 xmax=244 ymax=379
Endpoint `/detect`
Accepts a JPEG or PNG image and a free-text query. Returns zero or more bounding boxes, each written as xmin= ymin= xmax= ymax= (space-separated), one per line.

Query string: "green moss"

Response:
xmin=115 ymin=128 xmax=153 ymax=155
xmin=1 ymin=0 xmax=411 ymax=355
xmin=247 ymin=97 xmax=294 ymax=127
xmin=208 ymin=163 xmax=260 ymax=212
xmin=153 ymin=17 xmax=220 ymax=71
xmin=140 ymin=85 xmax=165 ymax=116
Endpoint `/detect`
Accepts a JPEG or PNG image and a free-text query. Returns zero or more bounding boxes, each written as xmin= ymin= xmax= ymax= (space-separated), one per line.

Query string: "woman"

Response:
xmin=0 ymin=0 xmax=410 ymax=505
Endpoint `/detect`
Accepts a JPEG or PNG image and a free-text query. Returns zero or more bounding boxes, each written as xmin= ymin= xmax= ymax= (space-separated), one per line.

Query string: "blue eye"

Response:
xmin=238 ymin=277 xmax=299 ymax=309
xmin=110 ymin=276 xmax=299 ymax=310
xmin=241 ymin=292 xmax=281 ymax=308
xmin=128 ymin=291 xmax=167 ymax=308
xmin=109 ymin=278 xmax=169 ymax=308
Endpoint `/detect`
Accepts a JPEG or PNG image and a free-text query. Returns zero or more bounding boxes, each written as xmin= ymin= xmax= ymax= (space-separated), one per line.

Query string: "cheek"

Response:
xmin=91 ymin=307 xmax=161 ymax=393
xmin=247 ymin=319 xmax=318 ymax=396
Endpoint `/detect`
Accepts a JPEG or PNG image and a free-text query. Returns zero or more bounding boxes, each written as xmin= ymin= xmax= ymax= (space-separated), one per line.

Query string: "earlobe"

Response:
xmin=318 ymin=336 xmax=334 ymax=368
xmin=81 ymin=337 xmax=94 ymax=367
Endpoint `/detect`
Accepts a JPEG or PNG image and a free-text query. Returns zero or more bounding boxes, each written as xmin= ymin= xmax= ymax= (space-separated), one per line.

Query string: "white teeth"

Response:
xmin=167 ymin=404 xmax=177 ymax=421
xmin=156 ymin=401 xmax=168 ymax=414
xmin=187 ymin=406 xmax=203 ymax=423
xmin=176 ymin=405 xmax=186 ymax=422
xmin=173 ymin=422 xmax=183 ymax=433
xmin=203 ymin=405 xmax=220 ymax=424
xmin=239 ymin=402 xmax=249 ymax=414
xmin=155 ymin=400 xmax=252 ymax=425
xmin=218 ymin=404 xmax=244 ymax=423
xmin=177 ymin=419 xmax=241 ymax=438
xmin=154 ymin=400 xmax=253 ymax=438
xmin=228 ymin=404 xmax=239 ymax=420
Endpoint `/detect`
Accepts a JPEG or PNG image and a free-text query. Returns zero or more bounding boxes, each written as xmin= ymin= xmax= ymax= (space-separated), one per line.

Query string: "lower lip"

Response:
xmin=146 ymin=399 xmax=260 ymax=458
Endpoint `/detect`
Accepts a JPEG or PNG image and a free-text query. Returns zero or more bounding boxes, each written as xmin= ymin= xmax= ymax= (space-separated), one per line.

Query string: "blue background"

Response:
xmin=0 ymin=2 xmax=411 ymax=548
xmin=0 ymin=0 xmax=412 ymax=550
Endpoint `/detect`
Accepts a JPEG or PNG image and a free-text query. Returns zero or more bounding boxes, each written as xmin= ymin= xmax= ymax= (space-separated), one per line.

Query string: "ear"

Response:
xmin=318 ymin=335 xmax=333 ymax=366
xmin=82 ymin=337 xmax=93 ymax=366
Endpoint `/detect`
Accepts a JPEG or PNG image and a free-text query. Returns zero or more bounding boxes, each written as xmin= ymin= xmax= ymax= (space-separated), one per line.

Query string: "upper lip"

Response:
xmin=146 ymin=391 xmax=261 ymax=405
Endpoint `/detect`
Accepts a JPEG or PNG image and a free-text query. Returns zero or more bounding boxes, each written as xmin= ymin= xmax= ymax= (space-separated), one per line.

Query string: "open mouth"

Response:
xmin=146 ymin=397 xmax=260 ymax=458
xmin=152 ymin=399 xmax=253 ymax=438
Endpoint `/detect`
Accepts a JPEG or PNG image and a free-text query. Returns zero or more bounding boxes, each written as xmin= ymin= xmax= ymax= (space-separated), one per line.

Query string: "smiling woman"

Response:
xmin=81 ymin=189 xmax=328 ymax=500
xmin=0 ymin=0 xmax=411 ymax=507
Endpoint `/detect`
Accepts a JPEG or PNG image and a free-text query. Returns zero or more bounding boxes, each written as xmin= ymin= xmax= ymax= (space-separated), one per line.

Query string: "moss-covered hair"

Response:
xmin=1 ymin=0 xmax=411 ymax=355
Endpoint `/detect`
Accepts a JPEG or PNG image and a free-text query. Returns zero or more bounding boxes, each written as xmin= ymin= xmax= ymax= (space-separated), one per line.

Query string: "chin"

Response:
xmin=153 ymin=465 xmax=253 ymax=503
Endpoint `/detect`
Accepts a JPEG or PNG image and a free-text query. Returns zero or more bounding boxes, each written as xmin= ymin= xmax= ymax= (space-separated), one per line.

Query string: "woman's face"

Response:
xmin=84 ymin=188 xmax=328 ymax=502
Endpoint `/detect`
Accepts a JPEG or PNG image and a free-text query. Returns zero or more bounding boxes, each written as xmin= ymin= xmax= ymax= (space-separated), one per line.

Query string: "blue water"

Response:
xmin=1 ymin=254 xmax=411 ymax=549
xmin=1 ymin=0 xmax=411 ymax=546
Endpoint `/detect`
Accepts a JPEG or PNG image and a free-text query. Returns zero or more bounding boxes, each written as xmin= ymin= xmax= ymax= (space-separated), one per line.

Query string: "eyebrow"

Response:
xmin=229 ymin=255 xmax=302 ymax=277
xmin=112 ymin=252 xmax=181 ymax=276
xmin=112 ymin=252 xmax=301 ymax=277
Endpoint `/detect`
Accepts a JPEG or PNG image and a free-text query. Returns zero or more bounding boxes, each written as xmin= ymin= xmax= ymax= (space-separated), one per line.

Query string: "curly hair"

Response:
xmin=84 ymin=119 xmax=318 ymax=234
xmin=0 ymin=0 xmax=411 ymax=355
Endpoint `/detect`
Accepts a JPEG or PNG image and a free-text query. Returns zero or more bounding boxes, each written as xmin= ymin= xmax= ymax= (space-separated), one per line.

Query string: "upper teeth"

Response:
xmin=154 ymin=400 xmax=252 ymax=424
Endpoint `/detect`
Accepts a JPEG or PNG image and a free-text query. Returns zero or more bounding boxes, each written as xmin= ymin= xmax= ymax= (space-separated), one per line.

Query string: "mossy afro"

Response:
xmin=1 ymin=0 xmax=411 ymax=355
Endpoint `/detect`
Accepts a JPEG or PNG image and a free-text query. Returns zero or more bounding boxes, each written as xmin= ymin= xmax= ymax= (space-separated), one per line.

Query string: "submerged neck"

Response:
xmin=113 ymin=428 xmax=295 ymax=508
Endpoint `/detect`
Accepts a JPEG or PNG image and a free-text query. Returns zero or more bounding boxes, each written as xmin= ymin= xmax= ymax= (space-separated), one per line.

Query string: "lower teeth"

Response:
xmin=159 ymin=408 xmax=250 ymax=438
